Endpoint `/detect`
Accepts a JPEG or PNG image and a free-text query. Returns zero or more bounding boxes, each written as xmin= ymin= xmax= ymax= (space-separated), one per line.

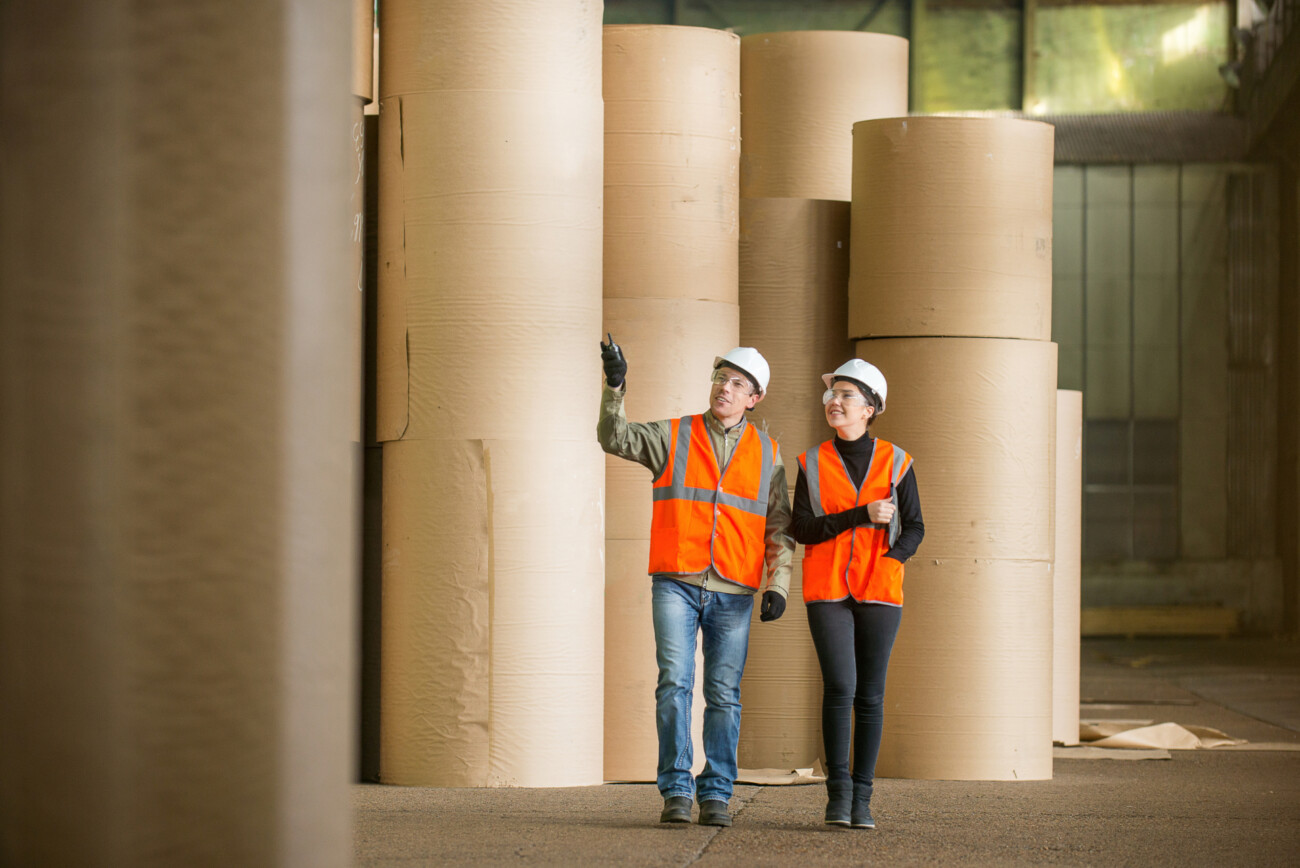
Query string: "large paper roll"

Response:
xmin=604 ymin=25 xmax=740 ymax=302
xmin=857 ymin=337 xmax=1058 ymax=561
xmin=381 ymin=438 xmax=605 ymax=787
xmin=741 ymin=198 xmax=853 ymax=459
xmin=352 ymin=0 xmax=374 ymax=101
xmin=859 ymin=337 xmax=1055 ymax=780
xmin=1054 ymin=390 xmax=1083 ymax=745
xmin=737 ymin=560 xmax=824 ymax=771
xmin=375 ymin=89 xmax=603 ymax=443
xmin=379 ymin=0 xmax=600 ymax=99
xmin=377 ymin=0 xmax=605 ymax=788
xmin=848 ymin=117 xmax=1055 ymax=341
xmin=0 ymin=4 xmax=355 ymax=864
xmin=736 ymin=197 xmax=851 ymax=769
xmin=877 ymin=558 xmax=1054 ymax=781
xmin=602 ymin=26 xmax=741 ymax=781
xmin=741 ymin=30 xmax=908 ymax=201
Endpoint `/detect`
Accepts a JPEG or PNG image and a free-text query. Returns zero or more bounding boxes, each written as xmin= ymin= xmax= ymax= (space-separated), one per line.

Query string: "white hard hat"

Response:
xmin=714 ymin=347 xmax=771 ymax=394
xmin=822 ymin=359 xmax=887 ymax=412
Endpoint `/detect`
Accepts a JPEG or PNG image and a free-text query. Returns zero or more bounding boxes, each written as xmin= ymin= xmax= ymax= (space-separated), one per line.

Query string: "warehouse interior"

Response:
xmin=2 ymin=1 xmax=1298 ymax=866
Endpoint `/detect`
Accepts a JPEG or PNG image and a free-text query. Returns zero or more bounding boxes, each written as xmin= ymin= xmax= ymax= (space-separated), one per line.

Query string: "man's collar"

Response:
xmin=704 ymin=409 xmax=746 ymax=435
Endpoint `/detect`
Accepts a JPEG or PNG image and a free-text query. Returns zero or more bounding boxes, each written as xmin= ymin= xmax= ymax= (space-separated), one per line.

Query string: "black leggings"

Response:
xmin=807 ymin=599 xmax=902 ymax=787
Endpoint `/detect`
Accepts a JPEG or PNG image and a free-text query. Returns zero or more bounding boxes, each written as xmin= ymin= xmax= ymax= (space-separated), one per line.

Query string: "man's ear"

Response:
xmin=749 ymin=392 xmax=764 ymax=409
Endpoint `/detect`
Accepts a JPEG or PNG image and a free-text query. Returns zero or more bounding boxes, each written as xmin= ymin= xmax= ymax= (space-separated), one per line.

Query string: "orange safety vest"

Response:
xmin=648 ymin=414 xmax=777 ymax=589
xmin=799 ymin=438 xmax=913 ymax=606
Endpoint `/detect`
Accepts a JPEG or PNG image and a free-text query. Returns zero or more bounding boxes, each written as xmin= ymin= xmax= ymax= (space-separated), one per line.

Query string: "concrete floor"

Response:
xmin=354 ymin=638 xmax=1300 ymax=866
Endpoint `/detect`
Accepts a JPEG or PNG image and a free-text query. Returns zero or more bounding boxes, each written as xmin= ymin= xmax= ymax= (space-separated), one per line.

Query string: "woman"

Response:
xmin=791 ymin=359 xmax=924 ymax=829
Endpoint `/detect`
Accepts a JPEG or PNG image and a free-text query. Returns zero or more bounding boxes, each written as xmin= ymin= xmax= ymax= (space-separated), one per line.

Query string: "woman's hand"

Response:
xmin=866 ymin=499 xmax=895 ymax=524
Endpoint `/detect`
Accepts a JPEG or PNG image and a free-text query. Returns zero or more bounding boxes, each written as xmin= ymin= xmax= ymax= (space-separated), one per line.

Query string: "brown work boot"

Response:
xmin=698 ymin=799 xmax=732 ymax=827
xmin=659 ymin=796 xmax=692 ymax=824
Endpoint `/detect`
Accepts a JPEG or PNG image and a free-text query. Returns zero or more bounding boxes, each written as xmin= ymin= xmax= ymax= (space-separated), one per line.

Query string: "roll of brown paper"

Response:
xmin=1054 ymin=390 xmax=1083 ymax=745
xmin=375 ymin=89 xmax=603 ymax=442
xmin=602 ymin=25 xmax=741 ymax=781
xmin=736 ymin=560 xmax=825 ymax=772
xmin=857 ymin=337 xmax=1058 ymax=561
xmin=876 ymin=558 xmax=1054 ymax=781
xmin=858 ymin=337 xmax=1055 ymax=780
xmin=382 ymin=437 xmax=605 ymax=787
xmin=736 ymin=197 xmax=852 ymax=769
xmin=741 ymin=30 xmax=908 ymax=201
xmin=0 ymin=4 xmax=356 ymax=863
xmin=604 ymin=25 xmax=740 ymax=302
xmin=377 ymin=0 xmax=605 ymax=788
xmin=848 ymin=117 xmax=1055 ymax=341
xmin=353 ymin=0 xmax=374 ymax=101
xmin=741 ymin=198 xmax=853 ymax=458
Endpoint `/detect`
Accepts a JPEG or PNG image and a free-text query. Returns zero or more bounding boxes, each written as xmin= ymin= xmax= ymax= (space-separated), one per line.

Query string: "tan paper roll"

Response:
xmin=377 ymin=0 xmax=605 ymax=788
xmin=352 ymin=0 xmax=374 ymax=101
xmin=737 ymin=560 xmax=824 ymax=771
xmin=603 ymin=25 xmax=740 ymax=302
xmin=604 ymin=539 xmax=708 ymax=782
xmin=740 ymin=198 xmax=853 ymax=459
xmin=848 ymin=117 xmax=1055 ymax=341
xmin=858 ymin=336 xmax=1055 ymax=780
xmin=740 ymin=31 xmax=908 ymax=201
xmin=1054 ymin=390 xmax=1083 ymax=745
xmin=379 ymin=0 xmax=600 ymax=99
xmin=877 ymin=558 xmax=1054 ymax=781
xmin=382 ymin=438 xmax=605 ymax=787
xmin=857 ymin=337 xmax=1058 ymax=561
xmin=0 ymin=4 xmax=355 ymax=864
xmin=375 ymin=88 xmax=603 ymax=442
xmin=735 ymin=197 xmax=850 ymax=769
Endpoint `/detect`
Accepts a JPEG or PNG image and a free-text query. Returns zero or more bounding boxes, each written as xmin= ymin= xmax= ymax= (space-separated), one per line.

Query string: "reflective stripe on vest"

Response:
xmin=647 ymin=415 xmax=775 ymax=588
xmin=799 ymin=438 xmax=912 ymax=606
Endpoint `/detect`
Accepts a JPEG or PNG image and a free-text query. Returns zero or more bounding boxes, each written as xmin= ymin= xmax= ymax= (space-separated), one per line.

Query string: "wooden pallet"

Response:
xmin=1080 ymin=606 xmax=1240 ymax=638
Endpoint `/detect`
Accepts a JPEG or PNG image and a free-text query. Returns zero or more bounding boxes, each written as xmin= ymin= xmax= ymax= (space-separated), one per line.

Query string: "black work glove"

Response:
xmin=600 ymin=332 xmax=626 ymax=388
xmin=759 ymin=590 xmax=786 ymax=622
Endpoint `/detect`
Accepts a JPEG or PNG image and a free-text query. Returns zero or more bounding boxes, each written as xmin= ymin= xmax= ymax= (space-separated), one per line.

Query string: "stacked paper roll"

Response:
xmin=848 ymin=117 xmax=1055 ymax=340
xmin=851 ymin=117 xmax=1057 ymax=781
xmin=377 ymin=0 xmax=605 ymax=787
xmin=736 ymin=31 xmax=907 ymax=772
xmin=0 ymin=4 xmax=355 ymax=864
xmin=740 ymin=31 xmax=908 ymax=201
xmin=1054 ymin=390 xmax=1083 ymax=745
xmin=864 ymin=338 xmax=1057 ymax=780
xmin=602 ymin=24 xmax=741 ymax=782
xmin=737 ymin=198 xmax=852 ymax=769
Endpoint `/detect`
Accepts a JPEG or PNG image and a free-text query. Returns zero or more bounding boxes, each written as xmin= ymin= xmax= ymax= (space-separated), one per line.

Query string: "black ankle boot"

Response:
xmin=851 ymin=782 xmax=875 ymax=829
xmin=824 ymin=780 xmax=852 ymax=826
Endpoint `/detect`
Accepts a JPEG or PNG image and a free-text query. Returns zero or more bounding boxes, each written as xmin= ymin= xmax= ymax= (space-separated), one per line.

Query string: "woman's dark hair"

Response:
xmin=833 ymin=376 xmax=883 ymax=425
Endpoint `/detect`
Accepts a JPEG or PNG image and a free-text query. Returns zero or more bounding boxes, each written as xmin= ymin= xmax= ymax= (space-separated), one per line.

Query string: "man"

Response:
xmin=598 ymin=338 xmax=794 ymax=828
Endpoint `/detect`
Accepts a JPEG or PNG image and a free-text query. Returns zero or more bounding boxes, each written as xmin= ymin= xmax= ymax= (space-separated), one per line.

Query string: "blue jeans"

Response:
xmin=651 ymin=577 xmax=754 ymax=803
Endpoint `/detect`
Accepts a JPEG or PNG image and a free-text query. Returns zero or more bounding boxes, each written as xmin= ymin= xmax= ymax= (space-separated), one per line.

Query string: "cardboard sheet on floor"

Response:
xmin=1054 ymin=746 xmax=1172 ymax=761
xmin=735 ymin=767 xmax=826 ymax=786
xmin=1080 ymin=721 xmax=1246 ymax=750
xmin=848 ymin=117 xmax=1054 ymax=341
xmin=740 ymin=30 xmax=908 ymax=200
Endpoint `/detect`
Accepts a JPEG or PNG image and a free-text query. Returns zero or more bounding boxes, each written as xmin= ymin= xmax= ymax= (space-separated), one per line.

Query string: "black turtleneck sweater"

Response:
xmin=790 ymin=433 xmax=924 ymax=563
